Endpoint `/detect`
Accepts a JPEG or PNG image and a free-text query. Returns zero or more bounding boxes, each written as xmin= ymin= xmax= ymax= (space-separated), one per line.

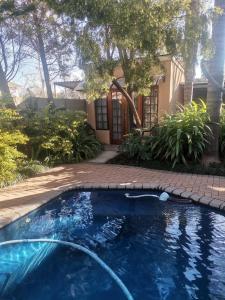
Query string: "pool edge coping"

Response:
xmin=1 ymin=183 xmax=224 ymax=231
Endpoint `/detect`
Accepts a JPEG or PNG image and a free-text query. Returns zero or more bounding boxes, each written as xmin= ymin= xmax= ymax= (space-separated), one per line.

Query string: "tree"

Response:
xmin=32 ymin=10 xmax=53 ymax=100
xmin=22 ymin=0 xmax=77 ymax=101
xmin=47 ymin=0 xmax=188 ymax=127
xmin=183 ymin=0 xmax=201 ymax=105
xmin=0 ymin=0 xmax=33 ymax=21
xmin=0 ymin=18 xmax=26 ymax=106
xmin=0 ymin=1 xmax=33 ymax=106
xmin=203 ymin=0 xmax=225 ymax=162
xmin=181 ymin=0 xmax=214 ymax=105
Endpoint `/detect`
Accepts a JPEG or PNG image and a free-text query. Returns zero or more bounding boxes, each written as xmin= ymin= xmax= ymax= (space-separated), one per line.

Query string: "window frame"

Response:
xmin=95 ymin=98 xmax=109 ymax=130
xmin=142 ymin=86 xmax=159 ymax=129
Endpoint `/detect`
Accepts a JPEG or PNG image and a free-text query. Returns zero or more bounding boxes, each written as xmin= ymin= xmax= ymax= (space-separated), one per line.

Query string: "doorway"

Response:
xmin=108 ymin=91 xmax=128 ymax=144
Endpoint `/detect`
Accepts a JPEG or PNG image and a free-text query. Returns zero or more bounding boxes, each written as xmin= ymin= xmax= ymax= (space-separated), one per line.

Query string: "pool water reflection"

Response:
xmin=0 ymin=190 xmax=225 ymax=300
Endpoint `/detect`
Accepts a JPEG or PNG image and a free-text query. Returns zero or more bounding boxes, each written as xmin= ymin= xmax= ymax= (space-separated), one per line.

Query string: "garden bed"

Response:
xmin=108 ymin=153 xmax=225 ymax=176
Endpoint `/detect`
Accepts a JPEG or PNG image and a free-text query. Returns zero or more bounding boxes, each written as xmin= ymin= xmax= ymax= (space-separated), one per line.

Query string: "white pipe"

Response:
xmin=125 ymin=192 xmax=169 ymax=201
xmin=0 ymin=239 xmax=134 ymax=300
xmin=125 ymin=194 xmax=158 ymax=199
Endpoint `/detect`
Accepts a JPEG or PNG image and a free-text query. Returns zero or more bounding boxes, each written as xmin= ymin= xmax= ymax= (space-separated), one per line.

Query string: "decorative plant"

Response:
xmin=22 ymin=107 xmax=102 ymax=164
xmin=219 ymin=106 xmax=225 ymax=157
xmin=71 ymin=122 xmax=103 ymax=162
xmin=120 ymin=101 xmax=211 ymax=167
xmin=152 ymin=101 xmax=211 ymax=167
xmin=0 ymin=109 xmax=28 ymax=186
xmin=120 ymin=129 xmax=153 ymax=161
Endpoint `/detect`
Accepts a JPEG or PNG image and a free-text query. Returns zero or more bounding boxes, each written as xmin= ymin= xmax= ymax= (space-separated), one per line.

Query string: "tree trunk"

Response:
xmin=184 ymin=63 xmax=195 ymax=105
xmin=204 ymin=0 xmax=225 ymax=163
xmin=0 ymin=62 xmax=14 ymax=107
xmin=112 ymin=79 xmax=142 ymax=128
xmin=33 ymin=14 xmax=53 ymax=101
xmin=183 ymin=0 xmax=199 ymax=105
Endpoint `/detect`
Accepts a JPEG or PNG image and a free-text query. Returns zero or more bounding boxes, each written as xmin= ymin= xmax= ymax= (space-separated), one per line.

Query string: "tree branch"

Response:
xmin=112 ymin=79 xmax=142 ymax=128
xmin=0 ymin=35 xmax=8 ymax=74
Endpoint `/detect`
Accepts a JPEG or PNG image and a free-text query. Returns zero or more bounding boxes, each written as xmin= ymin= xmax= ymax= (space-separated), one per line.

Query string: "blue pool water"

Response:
xmin=0 ymin=189 xmax=225 ymax=300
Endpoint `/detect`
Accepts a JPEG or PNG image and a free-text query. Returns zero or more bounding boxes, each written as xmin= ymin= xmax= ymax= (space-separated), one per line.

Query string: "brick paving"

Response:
xmin=0 ymin=163 xmax=225 ymax=229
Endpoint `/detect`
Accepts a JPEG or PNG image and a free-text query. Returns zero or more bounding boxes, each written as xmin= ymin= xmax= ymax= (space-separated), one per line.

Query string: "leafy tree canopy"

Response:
xmin=47 ymin=0 xmax=190 ymax=99
xmin=22 ymin=1 xmax=77 ymax=81
xmin=0 ymin=0 xmax=34 ymax=21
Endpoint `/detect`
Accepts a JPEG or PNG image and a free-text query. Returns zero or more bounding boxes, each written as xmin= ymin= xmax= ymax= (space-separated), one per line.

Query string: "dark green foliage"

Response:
xmin=152 ymin=101 xmax=211 ymax=167
xmin=220 ymin=106 xmax=225 ymax=158
xmin=108 ymin=153 xmax=225 ymax=177
xmin=120 ymin=129 xmax=153 ymax=161
xmin=22 ymin=107 xmax=102 ymax=164
xmin=120 ymin=102 xmax=211 ymax=167
xmin=71 ymin=122 xmax=103 ymax=162
xmin=0 ymin=1 xmax=34 ymax=21
xmin=0 ymin=107 xmax=102 ymax=187
xmin=47 ymin=0 xmax=189 ymax=99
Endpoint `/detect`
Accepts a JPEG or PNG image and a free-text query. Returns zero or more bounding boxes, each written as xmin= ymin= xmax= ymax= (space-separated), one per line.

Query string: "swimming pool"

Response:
xmin=0 ymin=189 xmax=225 ymax=300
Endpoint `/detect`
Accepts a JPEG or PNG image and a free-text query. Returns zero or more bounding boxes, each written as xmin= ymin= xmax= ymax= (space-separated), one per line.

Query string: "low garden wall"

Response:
xmin=17 ymin=97 xmax=87 ymax=112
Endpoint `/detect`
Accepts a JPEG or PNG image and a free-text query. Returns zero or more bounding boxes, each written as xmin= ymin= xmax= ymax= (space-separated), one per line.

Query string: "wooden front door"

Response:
xmin=108 ymin=91 xmax=128 ymax=144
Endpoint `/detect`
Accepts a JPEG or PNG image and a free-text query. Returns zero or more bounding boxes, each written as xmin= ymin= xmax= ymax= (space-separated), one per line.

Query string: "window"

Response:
xmin=143 ymin=86 xmax=158 ymax=128
xmin=95 ymin=98 xmax=108 ymax=130
xmin=111 ymin=92 xmax=123 ymax=141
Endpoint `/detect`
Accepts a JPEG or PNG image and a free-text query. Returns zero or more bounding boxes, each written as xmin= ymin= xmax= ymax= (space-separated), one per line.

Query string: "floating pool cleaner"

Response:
xmin=0 ymin=239 xmax=134 ymax=300
xmin=125 ymin=192 xmax=170 ymax=201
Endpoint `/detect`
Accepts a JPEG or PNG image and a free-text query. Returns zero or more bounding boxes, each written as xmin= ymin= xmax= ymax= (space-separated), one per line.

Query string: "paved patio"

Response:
xmin=0 ymin=163 xmax=225 ymax=229
xmin=89 ymin=150 xmax=118 ymax=163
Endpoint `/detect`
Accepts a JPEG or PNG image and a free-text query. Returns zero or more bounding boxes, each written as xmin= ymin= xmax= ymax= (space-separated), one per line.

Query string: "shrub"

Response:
xmin=120 ymin=102 xmax=211 ymax=167
xmin=120 ymin=129 xmax=153 ymax=161
xmin=0 ymin=107 xmax=102 ymax=187
xmin=71 ymin=122 xmax=104 ymax=162
xmin=22 ymin=107 xmax=102 ymax=164
xmin=0 ymin=109 xmax=28 ymax=187
xmin=152 ymin=101 xmax=211 ymax=167
xmin=18 ymin=160 xmax=46 ymax=178
xmin=220 ymin=106 xmax=225 ymax=157
xmin=0 ymin=108 xmax=23 ymax=130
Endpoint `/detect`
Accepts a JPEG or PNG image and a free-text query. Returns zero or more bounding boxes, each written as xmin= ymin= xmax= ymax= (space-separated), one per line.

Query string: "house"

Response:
xmin=55 ymin=55 xmax=185 ymax=144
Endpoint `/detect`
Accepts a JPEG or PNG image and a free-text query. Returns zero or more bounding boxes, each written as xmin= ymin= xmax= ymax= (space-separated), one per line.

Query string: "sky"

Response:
xmin=13 ymin=56 xmax=203 ymax=98
xmin=14 ymin=58 xmax=84 ymax=97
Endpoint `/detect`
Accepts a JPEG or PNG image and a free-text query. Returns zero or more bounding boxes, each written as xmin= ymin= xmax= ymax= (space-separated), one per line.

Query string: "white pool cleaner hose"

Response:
xmin=125 ymin=192 xmax=169 ymax=201
xmin=0 ymin=239 xmax=134 ymax=300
